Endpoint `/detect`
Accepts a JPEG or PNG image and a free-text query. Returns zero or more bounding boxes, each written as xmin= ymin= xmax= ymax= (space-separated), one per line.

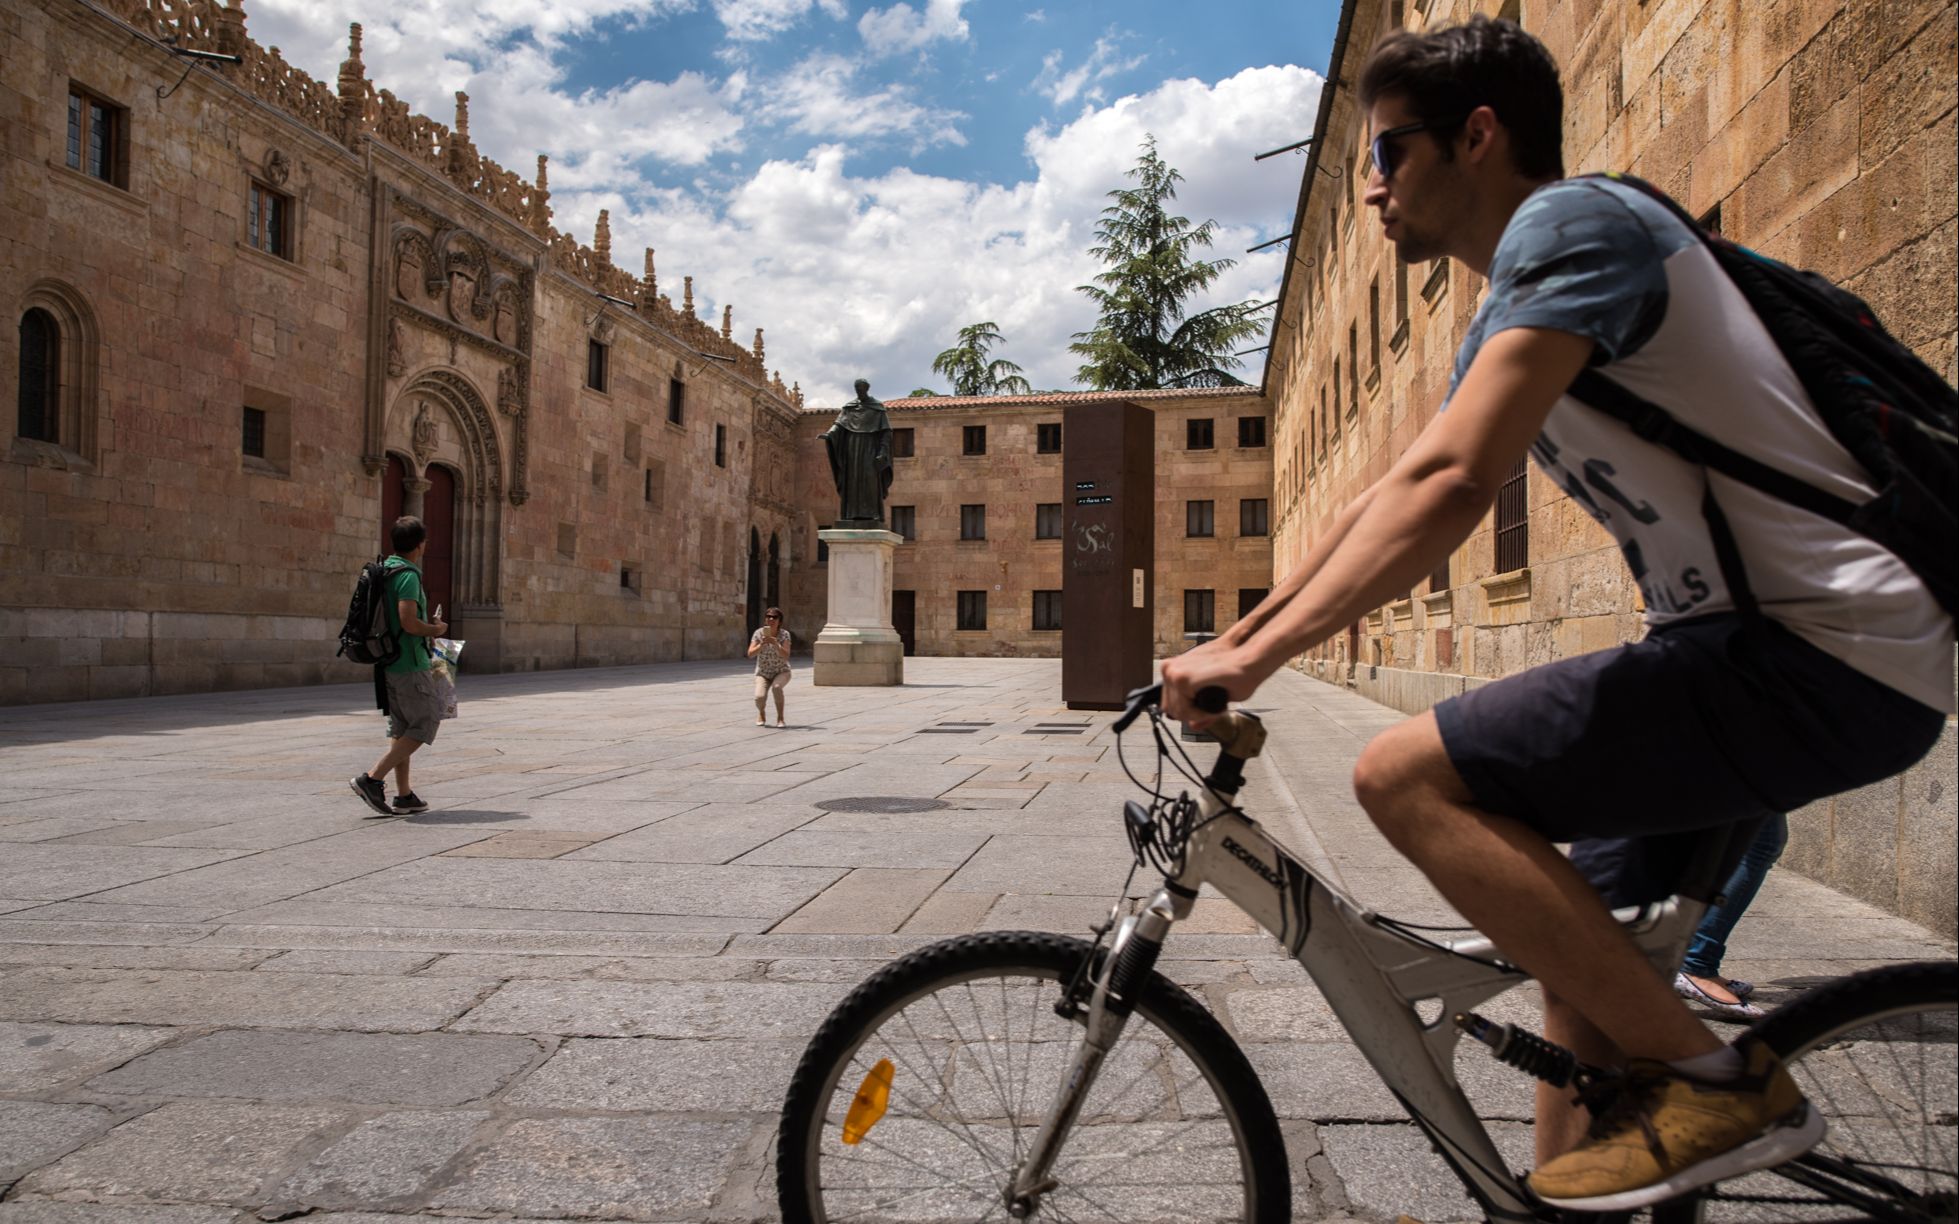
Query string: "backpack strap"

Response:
xmin=1565 ymin=369 xmax=1867 ymax=621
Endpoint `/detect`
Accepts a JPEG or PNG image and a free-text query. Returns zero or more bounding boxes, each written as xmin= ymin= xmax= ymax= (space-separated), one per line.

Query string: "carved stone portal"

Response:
xmin=411 ymin=402 xmax=438 ymax=467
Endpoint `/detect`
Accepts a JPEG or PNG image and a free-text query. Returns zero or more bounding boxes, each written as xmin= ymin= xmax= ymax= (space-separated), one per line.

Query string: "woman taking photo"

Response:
xmin=748 ymin=607 xmax=792 ymax=727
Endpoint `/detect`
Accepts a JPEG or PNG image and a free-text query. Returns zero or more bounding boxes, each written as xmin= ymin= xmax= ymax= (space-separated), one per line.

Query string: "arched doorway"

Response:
xmin=423 ymin=464 xmax=457 ymax=620
xmin=746 ymin=527 xmax=764 ymax=635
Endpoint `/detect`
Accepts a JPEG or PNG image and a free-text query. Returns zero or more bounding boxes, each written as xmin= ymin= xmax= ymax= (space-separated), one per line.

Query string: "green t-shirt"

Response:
xmin=383 ymin=556 xmax=431 ymax=673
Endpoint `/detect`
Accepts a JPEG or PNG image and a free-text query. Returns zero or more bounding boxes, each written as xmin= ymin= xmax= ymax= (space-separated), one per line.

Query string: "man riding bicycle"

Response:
xmin=1161 ymin=15 xmax=1954 ymax=1212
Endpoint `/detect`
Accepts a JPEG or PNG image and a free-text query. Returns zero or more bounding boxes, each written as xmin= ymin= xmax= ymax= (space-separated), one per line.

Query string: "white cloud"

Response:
xmin=599 ymin=65 xmax=1325 ymax=406
xmin=758 ymin=54 xmax=968 ymax=149
xmin=713 ymin=0 xmax=848 ymax=42
xmin=857 ymin=0 xmax=971 ymax=57
xmin=1032 ymin=34 xmax=1144 ymax=108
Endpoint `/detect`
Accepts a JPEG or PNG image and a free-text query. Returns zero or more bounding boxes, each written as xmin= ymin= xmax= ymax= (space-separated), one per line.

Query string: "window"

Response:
xmin=239 ymin=386 xmax=292 ymax=475
xmin=960 ymin=504 xmax=987 ymax=540
xmin=1494 ymin=455 xmax=1529 ymax=572
xmin=963 ymin=424 xmax=987 ymax=455
xmin=957 ymin=590 xmax=987 ymax=630
xmin=1183 ymin=589 xmax=1216 ymax=634
xmin=890 ymin=504 xmax=916 ymax=539
xmin=644 ymin=469 xmax=654 ymax=503
xmin=1330 ymin=358 xmax=1342 ymax=439
xmin=1037 ymin=422 xmax=1062 ymax=453
xmin=1347 ymin=323 xmax=1360 ymax=414
xmin=1369 ymin=278 xmax=1382 ymax=371
xmin=1394 ymin=252 xmax=1411 ymax=328
xmin=1035 ymin=503 xmax=1062 ymax=539
xmin=247 ymin=182 xmax=292 ymax=260
xmin=668 ymin=377 xmax=685 ymax=424
xmin=586 ymin=341 xmax=608 ymax=392
xmin=1429 ymin=554 xmax=1451 ymax=594
xmin=1239 ymin=588 xmax=1268 ymax=617
xmin=1033 ymin=590 xmax=1062 ymax=631
xmin=714 ymin=423 xmax=727 ymax=467
xmin=17 ymin=308 xmax=59 ymax=444
xmin=891 ymin=427 xmax=915 ymax=458
xmin=1185 ymin=500 xmax=1214 ymax=538
xmin=66 ymin=86 xmax=125 ymax=187
xmin=620 ymin=565 xmax=640 ymax=593
xmin=1187 ymin=418 xmax=1214 ymax=449
xmin=1237 ymin=416 xmax=1267 ymax=447
xmin=1239 ymin=498 xmax=1269 ymax=537
xmin=241 ymin=407 xmax=267 ymax=458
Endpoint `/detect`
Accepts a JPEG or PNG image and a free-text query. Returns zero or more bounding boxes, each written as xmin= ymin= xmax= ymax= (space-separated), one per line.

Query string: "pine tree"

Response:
xmin=1071 ymin=137 xmax=1265 ymax=390
xmin=930 ymin=322 xmax=1033 ymax=397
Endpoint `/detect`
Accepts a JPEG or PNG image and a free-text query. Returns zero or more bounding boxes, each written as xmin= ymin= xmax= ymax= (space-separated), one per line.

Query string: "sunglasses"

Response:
xmin=766 ymin=614 xmax=782 ymax=620
xmin=1370 ymin=115 xmax=1466 ymax=181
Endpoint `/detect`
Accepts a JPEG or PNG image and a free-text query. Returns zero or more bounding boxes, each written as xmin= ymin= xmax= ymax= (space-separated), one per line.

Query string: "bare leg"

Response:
xmin=1352 ymin=712 xmax=1720 ymax=1067
xmin=1537 ymin=989 xmax=1621 ymax=1162
xmin=773 ymin=683 xmax=786 ymax=725
xmin=754 ymin=677 xmax=768 ymax=724
xmin=368 ymin=736 xmax=421 ymax=789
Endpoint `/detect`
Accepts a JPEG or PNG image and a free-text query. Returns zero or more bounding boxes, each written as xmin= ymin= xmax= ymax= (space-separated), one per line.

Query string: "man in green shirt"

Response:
xmin=350 ymin=516 xmax=448 ymax=816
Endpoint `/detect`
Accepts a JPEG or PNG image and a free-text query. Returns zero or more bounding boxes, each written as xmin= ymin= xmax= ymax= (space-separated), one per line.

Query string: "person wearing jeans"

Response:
xmin=1675 ymin=814 xmax=1790 ymax=1021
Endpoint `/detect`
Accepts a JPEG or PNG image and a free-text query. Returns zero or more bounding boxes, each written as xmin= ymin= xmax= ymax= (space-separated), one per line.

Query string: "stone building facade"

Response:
xmin=2 ymin=0 xmax=806 ymax=704
xmin=787 ymin=388 xmax=1276 ymax=659
xmin=1266 ymin=0 xmax=1956 ymax=931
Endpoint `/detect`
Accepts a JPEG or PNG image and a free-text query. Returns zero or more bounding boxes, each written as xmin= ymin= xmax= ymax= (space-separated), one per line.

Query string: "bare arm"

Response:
xmin=747 ymin=634 xmax=762 ymax=658
xmin=1163 ymin=327 xmax=1594 ymax=720
xmin=398 ymin=600 xmax=446 ymax=638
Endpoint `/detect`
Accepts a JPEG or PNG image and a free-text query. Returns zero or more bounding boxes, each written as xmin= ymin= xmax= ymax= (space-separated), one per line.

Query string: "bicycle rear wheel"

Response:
xmin=777 ymin=929 xmax=1290 ymax=1223
xmin=1684 ymin=960 xmax=1957 ymax=1223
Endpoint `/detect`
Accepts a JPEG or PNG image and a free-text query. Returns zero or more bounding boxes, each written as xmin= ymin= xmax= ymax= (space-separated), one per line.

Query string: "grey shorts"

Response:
xmin=384 ymin=668 xmax=442 ymax=745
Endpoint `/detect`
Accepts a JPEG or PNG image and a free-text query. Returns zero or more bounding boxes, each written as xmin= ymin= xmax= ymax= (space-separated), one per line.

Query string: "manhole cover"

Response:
xmin=816 ymin=797 xmax=951 ymax=814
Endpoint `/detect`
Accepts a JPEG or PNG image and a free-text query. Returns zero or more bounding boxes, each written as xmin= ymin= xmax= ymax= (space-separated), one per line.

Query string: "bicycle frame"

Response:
xmin=1015 ymin=771 xmax=1708 ymax=1222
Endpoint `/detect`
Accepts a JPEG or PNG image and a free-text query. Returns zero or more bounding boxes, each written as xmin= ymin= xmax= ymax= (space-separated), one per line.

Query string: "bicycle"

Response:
xmin=778 ymin=684 xmax=1957 ymax=1222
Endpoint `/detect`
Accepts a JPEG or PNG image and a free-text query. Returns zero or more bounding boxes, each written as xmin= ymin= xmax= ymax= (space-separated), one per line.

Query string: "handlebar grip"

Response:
xmin=1193 ymin=686 xmax=1229 ymax=715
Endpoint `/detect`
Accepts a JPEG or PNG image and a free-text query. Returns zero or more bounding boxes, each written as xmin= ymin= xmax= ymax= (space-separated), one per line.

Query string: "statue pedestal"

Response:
xmin=814 ymin=528 xmax=904 ymax=687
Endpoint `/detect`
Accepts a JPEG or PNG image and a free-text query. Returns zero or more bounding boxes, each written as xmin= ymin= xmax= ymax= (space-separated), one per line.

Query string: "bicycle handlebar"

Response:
xmin=1111 ymin=682 xmax=1228 ymax=734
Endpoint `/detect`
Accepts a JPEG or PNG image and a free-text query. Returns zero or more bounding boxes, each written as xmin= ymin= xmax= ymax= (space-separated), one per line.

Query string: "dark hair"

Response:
xmin=765 ymin=606 xmax=784 ymax=620
xmin=1358 ymin=16 xmax=1565 ymax=180
xmin=390 ymin=515 xmax=427 ymax=554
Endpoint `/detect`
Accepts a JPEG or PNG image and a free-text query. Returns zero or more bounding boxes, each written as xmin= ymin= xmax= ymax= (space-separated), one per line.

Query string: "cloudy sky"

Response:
xmin=247 ymin=0 xmax=1338 ymax=406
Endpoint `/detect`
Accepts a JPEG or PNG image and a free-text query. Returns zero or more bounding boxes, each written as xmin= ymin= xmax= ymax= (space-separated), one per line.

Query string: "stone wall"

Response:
xmin=1270 ymin=0 xmax=1956 ymax=926
xmin=2 ymin=0 xmax=804 ymax=703
xmin=787 ymin=388 xmax=1276 ymax=659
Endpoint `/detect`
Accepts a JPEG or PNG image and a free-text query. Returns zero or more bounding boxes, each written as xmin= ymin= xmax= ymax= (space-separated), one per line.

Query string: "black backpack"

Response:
xmin=1566 ymin=172 xmax=1959 ymax=618
xmin=336 ymin=559 xmax=405 ymax=667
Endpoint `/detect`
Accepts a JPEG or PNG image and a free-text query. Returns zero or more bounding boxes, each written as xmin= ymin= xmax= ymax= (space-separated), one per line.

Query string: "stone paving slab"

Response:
xmin=0 ymin=968 xmax=491 ymax=1032
xmin=0 ymin=1101 xmax=120 ymax=1184
xmin=15 ymin=1100 xmax=346 ymax=1204
xmin=0 ymin=657 xmax=1949 ymax=1223
xmin=84 ymin=1030 xmax=542 ymax=1106
xmin=0 ymin=1022 xmax=180 ymax=1093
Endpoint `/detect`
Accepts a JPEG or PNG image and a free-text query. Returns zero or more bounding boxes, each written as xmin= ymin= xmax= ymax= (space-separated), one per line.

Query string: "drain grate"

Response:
xmin=917 ymin=727 xmax=978 ymax=734
xmin=1026 ymin=725 xmax=1088 ymax=735
xmin=815 ymin=797 xmax=951 ymax=814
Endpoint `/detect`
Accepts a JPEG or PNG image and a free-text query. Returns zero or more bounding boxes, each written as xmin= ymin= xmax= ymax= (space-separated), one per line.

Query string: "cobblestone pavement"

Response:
xmin=2 ymin=658 xmax=1951 ymax=1222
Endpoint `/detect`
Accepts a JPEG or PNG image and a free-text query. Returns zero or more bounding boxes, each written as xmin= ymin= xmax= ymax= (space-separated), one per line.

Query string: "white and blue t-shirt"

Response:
xmin=1449 ymin=177 xmax=1955 ymax=713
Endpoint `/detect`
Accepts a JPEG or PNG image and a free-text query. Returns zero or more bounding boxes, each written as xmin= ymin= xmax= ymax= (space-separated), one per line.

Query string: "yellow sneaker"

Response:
xmin=1527 ymin=1039 xmax=1825 ymax=1212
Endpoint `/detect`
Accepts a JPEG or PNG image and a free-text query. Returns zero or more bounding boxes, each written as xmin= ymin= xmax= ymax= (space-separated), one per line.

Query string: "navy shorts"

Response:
xmin=1433 ymin=614 xmax=1945 ymax=907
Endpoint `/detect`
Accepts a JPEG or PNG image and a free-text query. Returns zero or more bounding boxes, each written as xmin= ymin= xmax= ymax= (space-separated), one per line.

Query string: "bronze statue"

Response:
xmin=821 ymin=378 xmax=895 ymax=528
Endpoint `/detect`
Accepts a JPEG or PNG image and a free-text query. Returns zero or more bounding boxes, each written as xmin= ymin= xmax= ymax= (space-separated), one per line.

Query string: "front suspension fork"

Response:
xmin=1006 ymin=887 xmax=1189 ymax=1216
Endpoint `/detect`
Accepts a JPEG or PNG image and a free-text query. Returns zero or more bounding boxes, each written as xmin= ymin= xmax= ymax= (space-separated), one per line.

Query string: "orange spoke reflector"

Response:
xmin=841 ymin=1058 xmax=895 ymax=1145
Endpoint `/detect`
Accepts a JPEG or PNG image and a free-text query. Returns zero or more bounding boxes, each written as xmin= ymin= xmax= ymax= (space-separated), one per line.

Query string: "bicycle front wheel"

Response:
xmin=777 ymin=929 xmax=1290 ymax=1223
xmin=1691 ymin=959 xmax=1957 ymax=1222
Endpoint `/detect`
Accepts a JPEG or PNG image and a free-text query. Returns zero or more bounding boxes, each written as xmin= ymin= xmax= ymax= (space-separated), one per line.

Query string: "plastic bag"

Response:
xmin=431 ymin=638 xmax=465 ymax=719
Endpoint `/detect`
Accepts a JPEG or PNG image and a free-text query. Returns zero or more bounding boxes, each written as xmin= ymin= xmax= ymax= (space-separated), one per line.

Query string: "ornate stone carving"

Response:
xmin=411 ymin=401 xmax=438 ymax=466
xmin=262 ymin=147 xmax=291 ymax=187
xmin=590 ymin=312 xmax=617 ymax=345
xmin=497 ymin=365 xmax=523 ymax=417
xmin=385 ymin=317 xmax=405 ymax=376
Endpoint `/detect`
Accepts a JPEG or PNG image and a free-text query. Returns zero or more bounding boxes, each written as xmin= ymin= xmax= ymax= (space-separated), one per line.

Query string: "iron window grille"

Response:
xmin=957 ymin=590 xmax=987 ymax=630
xmin=1033 ymin=590 xmax=1062 ymax=631
xmin=1037 ymin=422 xmax=1062 ymax=453
xmin=1494 ymin=456 xmax=1529 ymax=572
xmin=1183 ymin=589 xmax=1216 ymax=634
